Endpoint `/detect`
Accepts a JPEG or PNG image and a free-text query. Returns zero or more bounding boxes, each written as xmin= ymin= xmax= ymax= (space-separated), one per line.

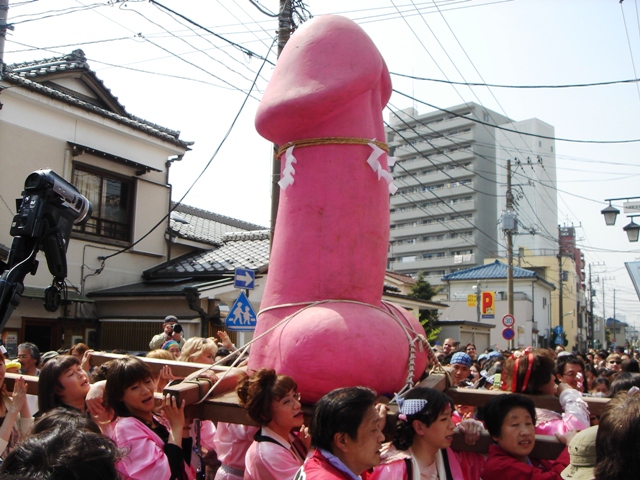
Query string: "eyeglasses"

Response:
xmin=466 ymin=347 xmax=476 ymax=351
xmin=278 ymin=392 xmax=301 ymax=407
xmin=609 ymin=360 xmax=622 ymax=365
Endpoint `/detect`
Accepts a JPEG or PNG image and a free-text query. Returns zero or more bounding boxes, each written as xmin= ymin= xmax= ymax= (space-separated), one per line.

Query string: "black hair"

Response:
xmin=310 ymin=386 xmax=377 ymax=452
xmin=392 ymin=387 xmax=453 ymax=451
xmin=609 ymin=373 xmax=640 ymax=397
xmin=236 ymin=368 xmax=297 ymax=425
xmin=37 ymin=355 xmax=82 ymax=415
xmin=33 ymin=407 xmax=102 ymax=435
xmin=595 ymin=392 xmax=640 ymax=480
xmin=0 ymin=425 xmax=121 ymax=480
xmin=622 ymin=358 xmax=640 ymax=373
xmin=555 ymin=354 xmax=584 ymax=377
xmin=483 ymin=393 xmax=536 ymax=439
xmin=104 ymin=356 xmax=154 ymax=419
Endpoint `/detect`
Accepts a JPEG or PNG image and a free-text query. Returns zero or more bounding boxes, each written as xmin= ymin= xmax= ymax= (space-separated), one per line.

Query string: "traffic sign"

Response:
xmin=554 ymin=335 xmax=564 ymax=345
xmin=234 ymin=268 xmax=255 ymax=290
xmin=502 ymin=327 xmax=515 ymax=341
xmin=553 ymin=325 xmax=563 ymax=335
xmin=502 ymin=314 xmax=515 ymax=327
xmin=225 ymin=291 xmax=257 ymax=331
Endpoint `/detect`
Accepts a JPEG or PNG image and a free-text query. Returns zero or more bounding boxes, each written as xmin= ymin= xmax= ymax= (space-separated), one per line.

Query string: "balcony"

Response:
xmin=389 ymin=253 xmax=476 ymax=271
xmin=390 ymin=218 xmax=474 ymax=238
xmin=391 ymin=199 xmax=476 ymax=220
xmin=391 ymin=182 xmax=475 ymax=206
xmin=390 ymin=234 xmax=477 ymax=255
xmin=393 ymin=130 xmax=474 ymax=157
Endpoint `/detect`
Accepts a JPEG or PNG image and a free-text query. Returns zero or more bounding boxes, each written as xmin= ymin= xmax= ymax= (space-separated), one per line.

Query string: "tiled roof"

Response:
xmin=88 ymin=277 xmax=233 ymax=298
xmin=169 ymin=203 xmax=266 ymax=246
xmin=385 ymin=270 xmax=417 ymax=285
xmin=3 ymin=50 xmax=192 ymax=149
xmin=442 ymin=260 xmax=554 ymax=288
xmin=146 ymin=230 xmax=270 ymax=278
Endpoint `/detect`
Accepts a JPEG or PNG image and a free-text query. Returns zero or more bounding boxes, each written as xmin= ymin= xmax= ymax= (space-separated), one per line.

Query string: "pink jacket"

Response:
xmin=213 ymin=422 xmax=259 ymax=480
xmin=534 ymin=389 xmax=590 ymax=436
xmin=244 ymin=427 xmax=305 ymax=480
xmin=106 ymin=416 xmax=194 ymax=480
xmin=370 ymin=445 xmax=475 ymax=480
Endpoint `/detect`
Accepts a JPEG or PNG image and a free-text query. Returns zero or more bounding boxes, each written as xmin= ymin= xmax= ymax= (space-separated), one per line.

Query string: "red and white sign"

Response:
xmin=502 ymin=314 xmax=515 ymax=327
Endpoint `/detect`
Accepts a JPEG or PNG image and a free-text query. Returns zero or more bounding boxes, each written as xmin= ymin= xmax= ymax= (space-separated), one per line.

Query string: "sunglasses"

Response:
xmin=609 ymin=361 xmax=621 ymax=365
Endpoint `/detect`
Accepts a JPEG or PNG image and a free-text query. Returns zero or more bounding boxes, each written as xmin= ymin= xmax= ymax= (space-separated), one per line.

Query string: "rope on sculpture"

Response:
xmin=275 ymin=137 xmax=389 ymax=159
xmin=184 ymin=298 xmax=430 ymax=404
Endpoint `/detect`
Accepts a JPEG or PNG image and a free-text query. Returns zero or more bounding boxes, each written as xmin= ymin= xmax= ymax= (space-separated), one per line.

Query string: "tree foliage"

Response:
xmin=408 ymin=272 xmax=441 ymax=343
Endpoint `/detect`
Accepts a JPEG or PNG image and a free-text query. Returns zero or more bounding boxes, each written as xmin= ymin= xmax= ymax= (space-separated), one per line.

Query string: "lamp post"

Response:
xmin=601 ymin=196 xmax=640 ymax=242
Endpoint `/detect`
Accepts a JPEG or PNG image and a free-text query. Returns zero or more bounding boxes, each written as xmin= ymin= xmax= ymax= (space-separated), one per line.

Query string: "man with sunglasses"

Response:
xmin=606 ymin=354 xmax=623 ymax=372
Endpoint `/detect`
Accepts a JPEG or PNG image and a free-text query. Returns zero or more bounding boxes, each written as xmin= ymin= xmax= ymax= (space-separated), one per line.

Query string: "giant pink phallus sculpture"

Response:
xmin=250 ymin=15 xmax=430 ymax=402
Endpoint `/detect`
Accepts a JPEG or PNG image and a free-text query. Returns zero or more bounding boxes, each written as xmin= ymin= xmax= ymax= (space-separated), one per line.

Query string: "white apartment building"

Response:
xmin=386 ymin=102 xmax=557 ymax=290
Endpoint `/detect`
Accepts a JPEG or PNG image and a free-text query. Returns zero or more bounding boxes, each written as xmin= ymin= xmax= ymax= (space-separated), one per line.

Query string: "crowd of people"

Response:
xmin=0 ymin=322 xmax=639 ymax=479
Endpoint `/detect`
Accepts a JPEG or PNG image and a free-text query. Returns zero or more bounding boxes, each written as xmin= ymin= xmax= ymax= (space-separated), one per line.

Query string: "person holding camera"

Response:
xmin=149 ymin=315 xmax=186 ymax=351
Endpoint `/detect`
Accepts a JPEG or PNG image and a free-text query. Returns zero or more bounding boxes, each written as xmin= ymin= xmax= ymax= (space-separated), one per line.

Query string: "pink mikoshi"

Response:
xmin=250 ymin=15 xmax=430 ymax=402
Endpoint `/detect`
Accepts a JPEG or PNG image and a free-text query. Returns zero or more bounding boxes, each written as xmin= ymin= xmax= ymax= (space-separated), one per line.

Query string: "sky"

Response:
xmin=4 ymin=0 xmax=640 ymax=331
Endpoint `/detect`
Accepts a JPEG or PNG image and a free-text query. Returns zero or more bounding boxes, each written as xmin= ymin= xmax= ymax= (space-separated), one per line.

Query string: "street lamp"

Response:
xmin=623 ymin=216 xmax=640 ymax=242
xmin=601 ymin=202 xmax=620 ymax=226
xmin=602 ymin=197 xmax=640 ymax=242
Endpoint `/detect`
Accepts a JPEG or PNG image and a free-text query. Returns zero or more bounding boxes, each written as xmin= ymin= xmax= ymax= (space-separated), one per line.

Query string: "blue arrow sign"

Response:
xmin=225 ymin=291 xmax=257 ymax=331
xmin=234 ymin=268 xmax=255 ymax=290
xmin=554 ymin=325 xmax=563 ymax=335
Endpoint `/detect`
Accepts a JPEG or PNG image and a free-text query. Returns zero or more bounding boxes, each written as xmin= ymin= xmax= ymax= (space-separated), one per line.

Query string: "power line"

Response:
xmin=96 ymin=36 xmax=276 ymax=267
xmin=148 ymin=0 xmax=274 ymax=65
xmin=393 ymin=90 xmax=640 ymax=144
xmin=390 ymin=71 xmax=640 ymax=89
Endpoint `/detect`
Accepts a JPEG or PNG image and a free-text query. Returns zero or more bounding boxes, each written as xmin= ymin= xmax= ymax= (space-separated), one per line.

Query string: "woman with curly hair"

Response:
xmin=237 ymin=368 xmax=308 ymax=480
xmin=502 ymin=348 xmax=589 ymax=435
xmin=178 ymin=337 xmax=218 ymax=364
xmin=370 ymin=387 xmax=485 ymax=480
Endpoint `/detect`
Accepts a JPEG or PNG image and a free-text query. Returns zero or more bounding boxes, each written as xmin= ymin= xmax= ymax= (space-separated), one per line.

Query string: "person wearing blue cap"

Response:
xmin=448 ymin=352 xmax=472 ymax=386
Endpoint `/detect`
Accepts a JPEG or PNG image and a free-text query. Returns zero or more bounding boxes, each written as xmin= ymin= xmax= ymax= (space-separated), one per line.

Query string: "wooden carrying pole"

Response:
xmin=6 ymin=353 xmax=609 ymax=460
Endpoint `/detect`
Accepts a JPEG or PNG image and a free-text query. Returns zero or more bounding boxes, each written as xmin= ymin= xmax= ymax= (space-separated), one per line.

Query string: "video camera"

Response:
xmin=0 ymin=170 xmax=92 ymax=330
xmin=171 ymin=323 xmax=183 ymax=334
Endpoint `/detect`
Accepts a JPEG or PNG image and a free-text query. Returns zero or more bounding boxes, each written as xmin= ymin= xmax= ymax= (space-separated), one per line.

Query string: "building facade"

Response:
xmin=386 ymin=103 xmax=558 ymax=297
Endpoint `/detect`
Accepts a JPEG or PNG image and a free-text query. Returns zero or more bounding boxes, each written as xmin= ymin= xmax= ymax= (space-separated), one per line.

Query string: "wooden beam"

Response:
xmin=450 ymin=431 xmax=565 ymax=459
xmin=445 ymin=386 xmax=610 ymax=416
xmin=4 ymin=373 xmax=39 ymax=395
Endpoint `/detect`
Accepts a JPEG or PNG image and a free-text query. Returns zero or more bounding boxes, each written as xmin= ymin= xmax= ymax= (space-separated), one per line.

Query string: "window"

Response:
xmin=72 ymin=165 xmax=133 ymax=241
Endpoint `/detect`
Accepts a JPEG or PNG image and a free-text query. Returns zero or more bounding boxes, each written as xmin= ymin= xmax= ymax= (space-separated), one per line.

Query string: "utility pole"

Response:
xmin=506 ymin=160 xmax=515 ymax=349
xmin=588 ymin=264 xmax=594 ymax=348
xmin=270 ymin=0 xmax=294 ymax=244
xmin=0 ymin=0 xmax=12 ymax=78
xmin=557 ymin=225 xmax=565 ymax=330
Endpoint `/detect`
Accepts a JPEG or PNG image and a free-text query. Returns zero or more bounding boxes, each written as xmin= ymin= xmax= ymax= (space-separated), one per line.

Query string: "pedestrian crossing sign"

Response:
xmin=225 ymin=291 xmax=257 ymax=331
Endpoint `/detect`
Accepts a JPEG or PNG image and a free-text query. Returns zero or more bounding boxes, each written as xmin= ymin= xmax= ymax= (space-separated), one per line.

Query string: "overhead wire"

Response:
xmin=620 ymin=1 xmax=640 ymax=104
xmin=394 ymin=90 xmax=640 ymax=144
xmin=390 ymin=71 xmax=640 ymax=89
xmin=93 ymin=36 xmax=277 ymax=268
xmin=127 ymin=6 xmax=261 ymax=92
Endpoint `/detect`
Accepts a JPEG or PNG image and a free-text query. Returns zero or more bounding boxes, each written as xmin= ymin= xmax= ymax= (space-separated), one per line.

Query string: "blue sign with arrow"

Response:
xmin=234 ymin=268 xmax=255 ymax=290
xmin=225 ymin=291 xmax=257 ymax=331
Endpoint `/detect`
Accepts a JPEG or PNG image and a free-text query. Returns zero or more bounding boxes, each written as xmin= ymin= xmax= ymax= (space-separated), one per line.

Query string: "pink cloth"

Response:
xmin=244 ymin=427 xmax=304 ymax=480
xmin=105 ymin=416 xmax=193 ymax=480
xmin=534 ymin=409 xmax=588 ymax=436
xmin=213 ymin=423 xmax=258 ymax=480
xmin=370 ymin=446 xmax=468 ymax=480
